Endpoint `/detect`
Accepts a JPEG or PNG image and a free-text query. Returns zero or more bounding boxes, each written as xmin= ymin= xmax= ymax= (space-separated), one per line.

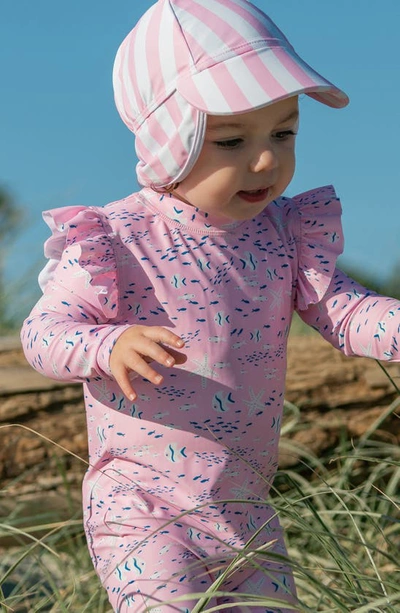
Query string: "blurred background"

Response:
xmin=1 ymin=0 xmax=399 ymax=331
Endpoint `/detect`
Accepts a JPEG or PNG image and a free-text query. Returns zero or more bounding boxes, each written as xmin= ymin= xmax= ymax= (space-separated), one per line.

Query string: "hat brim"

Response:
xmin=176 ymin=44 xmax=349 ymax=114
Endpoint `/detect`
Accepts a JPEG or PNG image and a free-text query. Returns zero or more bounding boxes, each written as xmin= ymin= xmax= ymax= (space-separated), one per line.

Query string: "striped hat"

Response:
xmin=113 ymin=0 xmax=349 ymax=187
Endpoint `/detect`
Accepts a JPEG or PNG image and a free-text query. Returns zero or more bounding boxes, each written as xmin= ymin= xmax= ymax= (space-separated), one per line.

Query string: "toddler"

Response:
xmin=21 ymin=0 xmax=400 ymax=611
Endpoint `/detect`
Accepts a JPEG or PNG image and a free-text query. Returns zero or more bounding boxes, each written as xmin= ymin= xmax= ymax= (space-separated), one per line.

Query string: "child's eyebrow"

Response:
xmin=207 ymin=109 xmax=299 ymax=133
xmin=207 ymin=121 xmax=246 ymax=133
xmin=278 ymin=109 xmax=299 ymax=123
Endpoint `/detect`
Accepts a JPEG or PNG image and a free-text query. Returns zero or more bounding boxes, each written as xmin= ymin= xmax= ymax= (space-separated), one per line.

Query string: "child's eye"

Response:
xmin=274 ymin=129 xmax=297 ymax=141
xmin=214 ymin=138 xmax=244 ymax=149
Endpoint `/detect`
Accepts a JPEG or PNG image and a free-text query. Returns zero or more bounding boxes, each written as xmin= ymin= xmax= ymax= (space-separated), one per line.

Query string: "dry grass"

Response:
xmin=0 ymin=365 xmax=399 ymax=612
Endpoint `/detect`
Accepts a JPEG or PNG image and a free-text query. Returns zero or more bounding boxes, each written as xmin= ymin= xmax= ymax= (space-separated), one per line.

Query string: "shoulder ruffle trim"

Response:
xmin=38 ymin=206 xmax=118 ymax=319
xmin=292 ymin=185 xmax=344 ymax=310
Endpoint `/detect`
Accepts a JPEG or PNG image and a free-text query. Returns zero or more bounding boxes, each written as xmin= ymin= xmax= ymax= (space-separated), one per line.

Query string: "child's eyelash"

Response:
xmin=274 ymin=129 xmax=298 ymax=139
xmin=214 ymin=138 xmax=243 ymax=149
xmin=214 ymin=130 xmax=298 ymax=149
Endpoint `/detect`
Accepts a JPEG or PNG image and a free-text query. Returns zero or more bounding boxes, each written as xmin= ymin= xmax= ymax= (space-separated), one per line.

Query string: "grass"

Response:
xmin=0 ymin=364 xmax=399 ymax=612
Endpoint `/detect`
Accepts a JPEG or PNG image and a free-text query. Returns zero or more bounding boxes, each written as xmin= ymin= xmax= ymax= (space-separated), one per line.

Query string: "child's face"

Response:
xmin=174 ymin=96 xmax=298 ymax=221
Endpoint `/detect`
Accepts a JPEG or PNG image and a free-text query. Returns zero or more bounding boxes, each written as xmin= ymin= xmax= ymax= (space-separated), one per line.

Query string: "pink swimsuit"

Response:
xmin=22 ymin=185 xmax=400 ymax=612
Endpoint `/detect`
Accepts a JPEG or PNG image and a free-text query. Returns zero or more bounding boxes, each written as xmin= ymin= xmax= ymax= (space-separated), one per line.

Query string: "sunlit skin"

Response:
xmin=174 ymin=96 xmax=299 ymax=221
xmin=110 ymin=97 xmax=299 ymax=398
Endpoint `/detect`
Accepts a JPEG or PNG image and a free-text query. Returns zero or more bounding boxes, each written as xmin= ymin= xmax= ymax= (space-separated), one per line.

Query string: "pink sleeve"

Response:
xmin=21 ymin=206 xmax=131 ymax=382
xmin=298 ymin=269 xmax=400 ymax=361
xmin=290 ymin=185 xmax=399 ymax=361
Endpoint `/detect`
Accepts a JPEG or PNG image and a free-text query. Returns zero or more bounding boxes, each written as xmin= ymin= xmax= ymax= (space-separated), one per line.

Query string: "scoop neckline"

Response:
xmin=139 ymin=188 xmax=247 ymax=235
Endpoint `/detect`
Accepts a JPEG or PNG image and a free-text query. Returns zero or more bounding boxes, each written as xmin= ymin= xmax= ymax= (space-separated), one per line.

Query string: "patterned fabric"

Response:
xmin=113 ymin=0 xmax=349 ymax=187
xmin=22 ymin=185 xmax=400 ymax=612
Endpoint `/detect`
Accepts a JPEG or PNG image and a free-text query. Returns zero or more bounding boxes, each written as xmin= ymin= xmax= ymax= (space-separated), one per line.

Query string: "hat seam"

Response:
xmin=133 ymin=87 xmax=179 ymax=130
xmin=186 ymin=39 xmax=293 ymax=75
xmin=168 ymin=0 xmax=197 ymax=67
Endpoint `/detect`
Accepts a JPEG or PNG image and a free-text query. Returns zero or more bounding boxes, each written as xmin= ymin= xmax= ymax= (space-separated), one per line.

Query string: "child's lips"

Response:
xmin=237 ymin=188 xmax=270 ymax=203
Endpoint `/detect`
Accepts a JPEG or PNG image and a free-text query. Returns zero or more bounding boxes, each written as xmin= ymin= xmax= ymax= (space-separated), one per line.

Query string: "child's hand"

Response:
xmin=110 ymin=326 xmax=187 ymax=401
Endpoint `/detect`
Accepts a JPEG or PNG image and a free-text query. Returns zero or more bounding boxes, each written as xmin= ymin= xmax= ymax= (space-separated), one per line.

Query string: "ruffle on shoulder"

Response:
xmin=38 ymin=206 xmax=118 ymax=319
xmin=292 ymin=185 xmax=344 ymax=311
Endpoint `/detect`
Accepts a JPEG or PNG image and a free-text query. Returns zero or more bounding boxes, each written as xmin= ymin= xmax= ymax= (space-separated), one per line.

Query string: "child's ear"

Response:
xmin=153 ymin=182 xmax=180 ymax=195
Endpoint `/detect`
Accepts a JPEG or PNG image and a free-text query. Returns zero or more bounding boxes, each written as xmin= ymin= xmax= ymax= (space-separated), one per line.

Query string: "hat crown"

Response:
xmin=113 ymin=0 xmax=293 ymax=130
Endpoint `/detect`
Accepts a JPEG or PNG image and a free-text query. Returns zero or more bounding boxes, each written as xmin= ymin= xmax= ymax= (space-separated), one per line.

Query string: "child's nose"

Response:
xmin=250 ymin=148 xmax=278 ymax=173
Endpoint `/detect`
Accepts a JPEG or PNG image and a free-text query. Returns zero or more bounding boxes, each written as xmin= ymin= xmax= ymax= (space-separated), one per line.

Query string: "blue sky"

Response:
xmin=1 ymin=0 xmax=399 ymax=308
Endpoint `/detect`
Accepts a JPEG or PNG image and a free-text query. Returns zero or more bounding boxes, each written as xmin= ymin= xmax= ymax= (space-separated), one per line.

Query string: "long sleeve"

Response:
xmin=21 ymin=206 xmax=130 ymax=382
xmin=286 ymin=186 xmax=399 ymax=362
xmin=298 ymin=268 xmax=400 ymax=361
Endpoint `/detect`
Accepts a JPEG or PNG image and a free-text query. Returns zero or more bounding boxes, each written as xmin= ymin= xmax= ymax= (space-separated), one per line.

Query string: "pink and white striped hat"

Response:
xmin=113 ymin=0 xmax=349 ymax=187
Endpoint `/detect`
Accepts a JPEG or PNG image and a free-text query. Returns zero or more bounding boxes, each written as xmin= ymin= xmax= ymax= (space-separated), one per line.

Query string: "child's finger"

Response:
xmin=160 ymin=346 xmax=187 ymax=365
xmin=113 ymin=366 xmax=139 ymax=401
xmin=124 ymin=349 xmax=165 ymax=383
xmin=142 ymin=326 xmax=185 ymax=349
xmin=133 ymin=334 xmax=186 ymax=369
